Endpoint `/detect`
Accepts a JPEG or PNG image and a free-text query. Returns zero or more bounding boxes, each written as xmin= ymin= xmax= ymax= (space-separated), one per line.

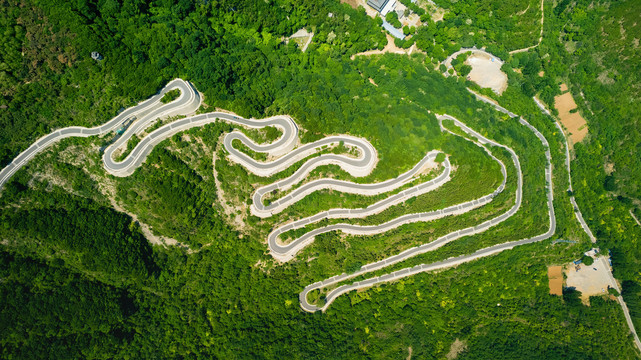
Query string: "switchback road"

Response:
xmin=0 ymin=79 xmax=474 ymax=264
xmin=299 ymin=95 xmax=556 ymax=312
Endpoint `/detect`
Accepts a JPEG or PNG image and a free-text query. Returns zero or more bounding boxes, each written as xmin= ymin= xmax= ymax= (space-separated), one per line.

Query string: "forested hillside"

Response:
xmin=0 ymin=0 xmax=640 ymax=358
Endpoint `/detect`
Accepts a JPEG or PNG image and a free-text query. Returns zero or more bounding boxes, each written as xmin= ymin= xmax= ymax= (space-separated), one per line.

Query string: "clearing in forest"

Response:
xmin=465 ymin=53 xmax=508 ymax=94
xmin=565 ymin=256 xmax=617 ymax=304
xmin=554 ymin=85 xmax=588 ymax=145
xmin=286 ymin=29 xmax=314 ymax=52
xmin=341 ymin=0 xmax=361 ymax=9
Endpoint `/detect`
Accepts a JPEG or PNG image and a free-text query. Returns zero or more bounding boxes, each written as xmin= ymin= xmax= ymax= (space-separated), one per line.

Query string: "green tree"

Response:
xmin=581 ymin=255 xmax=594 ymax=266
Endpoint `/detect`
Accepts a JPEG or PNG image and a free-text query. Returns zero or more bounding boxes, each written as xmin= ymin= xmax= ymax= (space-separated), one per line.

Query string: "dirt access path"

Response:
xmin=509 ymin=0 xmax=545 ymax=54
xmin=351 ymin=34 xmax=425 ymax=60
xmin=630 ymin=209 xmax=641 ymax=227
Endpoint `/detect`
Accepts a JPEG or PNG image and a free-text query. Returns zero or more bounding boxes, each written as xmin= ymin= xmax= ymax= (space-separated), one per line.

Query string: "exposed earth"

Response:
xmin=465 ymin=53 xmax=508 ymax=95
xmin=554 ymin=84 xmax=589 ymax=145
xmin=566 ymin=256 xmax=618 ymax=304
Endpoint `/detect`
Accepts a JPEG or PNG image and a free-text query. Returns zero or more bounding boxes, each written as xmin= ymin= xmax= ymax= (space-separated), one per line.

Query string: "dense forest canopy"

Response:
xmin=0 ymin=0 xmax=640 ymax=358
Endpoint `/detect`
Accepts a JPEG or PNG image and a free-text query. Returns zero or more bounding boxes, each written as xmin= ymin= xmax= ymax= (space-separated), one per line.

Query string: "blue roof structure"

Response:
xmin=382 ymin=20 xmax=405 ymax=40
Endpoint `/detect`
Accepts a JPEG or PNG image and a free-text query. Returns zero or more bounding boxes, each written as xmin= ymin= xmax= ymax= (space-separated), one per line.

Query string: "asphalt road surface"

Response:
xmin=0 ymin=78 xmax=545 ymax=315
xmin=299 ymin=113 xmax=534 ymax=312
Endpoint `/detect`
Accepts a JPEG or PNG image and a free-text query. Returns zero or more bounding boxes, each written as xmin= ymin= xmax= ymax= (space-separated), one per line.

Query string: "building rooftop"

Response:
xmin=366 ymin=0 xmax=389 ymax=12
xmin=382 ymin=20 xmax=406 ymax=40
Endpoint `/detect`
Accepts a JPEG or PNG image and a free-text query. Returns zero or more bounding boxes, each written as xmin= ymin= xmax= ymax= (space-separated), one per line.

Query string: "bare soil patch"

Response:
xmin=418 ymin=0 xmax=446 ymax=22
xmin=341 ymin=0 xmax=361 ymax=9
xmin=559 ymin=83 xmax=569 ymax=92
xmin=597 ymin=70 xmax=615 ymax=85
xmin=287 ymin=28 xmax=314 ymax=52
xmin=548 ymin=265 xmax=564 ymax=296
xmin=554 ymin=89 xmax=588 ymax=144
xmin=431 ymin=8 xmax=446 ymax=22
xmin=465 ymin=53 xmax=508 ymax=94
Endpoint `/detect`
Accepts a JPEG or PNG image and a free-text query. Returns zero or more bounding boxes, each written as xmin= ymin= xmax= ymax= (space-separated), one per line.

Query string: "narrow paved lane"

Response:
xmin=532 ymin=96 xmax=596 ymax=243
xmin=0 ymin=79 xmax=198 ymax=188
xmin=532 ymin=96 xmax=640 ymax=353
xmin=5 ymin=80 xmax=634 ymax=350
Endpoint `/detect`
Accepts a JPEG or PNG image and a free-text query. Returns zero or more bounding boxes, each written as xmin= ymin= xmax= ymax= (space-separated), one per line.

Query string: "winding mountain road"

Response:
xmin=5 ymin=79 xmax=506 ymax=263
xmin=299 ymin=93 xmax=556 ymax=312
xmin=0 ymin=79 xmax=551 ymax=313
xmin=4 ymin=79 xmax=636 ymax=351
xmin=0 ymin=79 xmax=464 ymax=264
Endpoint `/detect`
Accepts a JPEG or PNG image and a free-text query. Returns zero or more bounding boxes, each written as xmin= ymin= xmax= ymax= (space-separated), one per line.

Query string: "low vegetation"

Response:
xmin=160 ymin=89 xmax=181 ymax=104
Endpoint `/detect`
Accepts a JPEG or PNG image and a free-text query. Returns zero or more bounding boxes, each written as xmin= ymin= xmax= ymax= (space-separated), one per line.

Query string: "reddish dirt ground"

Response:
xmin=555 ymin=84 xmax=588 ymax=145
xmin=548 ymin=265 xmax=563 ymax=296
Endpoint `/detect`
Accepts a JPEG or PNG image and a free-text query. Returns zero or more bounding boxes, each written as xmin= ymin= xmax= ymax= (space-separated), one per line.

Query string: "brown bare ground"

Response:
xmin=554 ymin=90 xmax=588 ymax=144
xmin=548 ymin=265 xmax=563 ymax=296
xmin=340 ymin=0 xmax=360 ymax=9
xmin=446 ymin=338 xmax=467 ymax=360
xmin=560 ymin=83 xmax=569 ymax=92
xmin=343 ymin=0 xmax=379 ymax=17
xmin=431 ymin=8 xmax=446 ymax=22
